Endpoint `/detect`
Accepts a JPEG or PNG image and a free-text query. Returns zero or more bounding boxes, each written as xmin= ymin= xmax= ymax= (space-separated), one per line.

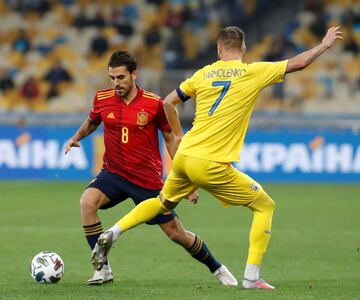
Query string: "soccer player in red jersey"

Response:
xmin=64 ymin=51 xmax=237 ymax=286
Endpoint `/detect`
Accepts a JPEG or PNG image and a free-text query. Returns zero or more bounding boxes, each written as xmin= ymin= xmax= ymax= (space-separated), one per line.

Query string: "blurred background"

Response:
xmin=0 ymin=0 xmax=359 ymax=182
xmin=1 ymin=3 xmax=359 ymax=296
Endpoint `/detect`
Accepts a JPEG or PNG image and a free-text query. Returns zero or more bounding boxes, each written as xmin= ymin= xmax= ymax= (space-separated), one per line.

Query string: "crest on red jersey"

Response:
xmin=137 ymin=111 xmax=148 ymax=126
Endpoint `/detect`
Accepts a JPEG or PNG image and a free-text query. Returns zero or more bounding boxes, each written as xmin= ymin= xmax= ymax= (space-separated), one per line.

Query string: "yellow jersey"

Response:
xmin=176 ymin=59 xmax=288 ymax=162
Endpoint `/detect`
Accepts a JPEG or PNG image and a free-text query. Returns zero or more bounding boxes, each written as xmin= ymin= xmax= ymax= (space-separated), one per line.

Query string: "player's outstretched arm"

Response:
xmin=163 ymin=89 xmax=184 ymax=146
xmin=64 ymin=118 xmax=99 ymax=154
xmin=286 ymin=26 xmax=343 ymax=74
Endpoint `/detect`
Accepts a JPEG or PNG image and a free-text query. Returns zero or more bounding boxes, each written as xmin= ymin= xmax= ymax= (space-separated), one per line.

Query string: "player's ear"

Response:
xmin=217 ymin=43 xmax=222 ymax=60
xmin=131 ymin=69 xmax=138 ymax=81
xmin=242 ymin=43 xmax=247 ymax=56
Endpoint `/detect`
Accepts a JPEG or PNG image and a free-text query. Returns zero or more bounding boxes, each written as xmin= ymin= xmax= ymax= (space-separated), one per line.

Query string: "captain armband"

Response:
xmin=176 ymin=87 xmax=191 ymax=102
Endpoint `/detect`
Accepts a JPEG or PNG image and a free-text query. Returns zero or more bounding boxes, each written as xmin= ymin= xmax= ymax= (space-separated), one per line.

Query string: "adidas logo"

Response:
xmin=107 ymin=112 xmax=115 ymax=119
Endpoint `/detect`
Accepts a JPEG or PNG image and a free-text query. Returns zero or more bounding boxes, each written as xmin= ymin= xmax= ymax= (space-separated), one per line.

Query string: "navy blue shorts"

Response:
xmin=87 ymin=169 xmax=177 ymax=225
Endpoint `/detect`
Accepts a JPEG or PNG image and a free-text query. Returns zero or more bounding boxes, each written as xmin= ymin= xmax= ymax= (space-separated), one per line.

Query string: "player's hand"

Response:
xmin=322 ymin=26 xmax=343 ymax=49
xmin=64 ymin=139 xmax=80 ymax=154
xmin=186 ymin=191 xmax=199 ymax=204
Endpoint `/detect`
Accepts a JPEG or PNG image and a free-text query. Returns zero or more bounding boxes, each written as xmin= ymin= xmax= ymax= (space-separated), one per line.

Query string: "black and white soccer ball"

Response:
xmin=30 ymin=251 xmax=64 ymax=283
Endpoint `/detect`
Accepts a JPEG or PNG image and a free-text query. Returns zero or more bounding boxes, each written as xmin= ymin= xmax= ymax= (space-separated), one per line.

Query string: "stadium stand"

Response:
xmin=0 ymin=0 xmax=359 ymax=122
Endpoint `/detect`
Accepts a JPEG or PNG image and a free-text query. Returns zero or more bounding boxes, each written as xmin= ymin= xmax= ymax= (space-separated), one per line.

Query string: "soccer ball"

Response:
xmin=30 ymin=251 xmax=64 ymax=283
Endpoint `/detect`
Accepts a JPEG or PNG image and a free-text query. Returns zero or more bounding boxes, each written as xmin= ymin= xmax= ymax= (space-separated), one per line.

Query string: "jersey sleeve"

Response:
xmin=89 ymin=94 xmax=102 ymax=125
xmin=155 ymin=99 xmax=171 ymax=132
xmin=251 ymin=60 xmax=288 ymax=89
xmin=176 ymin=69 xmax=203 ymax=101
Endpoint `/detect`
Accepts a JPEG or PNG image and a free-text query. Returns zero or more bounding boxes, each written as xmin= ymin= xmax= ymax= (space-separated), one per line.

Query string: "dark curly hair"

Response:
xmin=107 ymin=50 xmax=137 ymax=73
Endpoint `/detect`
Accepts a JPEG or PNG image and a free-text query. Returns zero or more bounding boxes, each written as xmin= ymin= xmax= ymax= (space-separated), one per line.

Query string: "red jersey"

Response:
xmin=89 ymin=87 xmax=171 ymax=190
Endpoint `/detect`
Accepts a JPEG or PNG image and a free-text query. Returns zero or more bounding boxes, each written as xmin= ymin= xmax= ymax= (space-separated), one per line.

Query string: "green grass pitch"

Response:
xmin=0 ymin=181 xmax=359 ymax=300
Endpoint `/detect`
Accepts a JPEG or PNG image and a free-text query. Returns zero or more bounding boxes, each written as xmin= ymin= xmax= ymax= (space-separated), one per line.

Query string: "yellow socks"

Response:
xmin=247 ymin=192 xmax=275 ymax=265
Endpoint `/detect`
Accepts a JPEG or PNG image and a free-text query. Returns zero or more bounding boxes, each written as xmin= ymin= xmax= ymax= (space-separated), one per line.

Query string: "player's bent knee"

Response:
xmin=253 ymin=191 xmax=276 ymax=213
xmin=79 ymin=192 xmax=98 ymax=212
xmin=262 ymin=193 xmax=276 ymax=212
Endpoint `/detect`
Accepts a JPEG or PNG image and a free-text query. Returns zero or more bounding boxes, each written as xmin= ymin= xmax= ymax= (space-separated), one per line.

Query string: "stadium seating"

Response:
xmin=0 ymin=0 xmax=358 ymax=115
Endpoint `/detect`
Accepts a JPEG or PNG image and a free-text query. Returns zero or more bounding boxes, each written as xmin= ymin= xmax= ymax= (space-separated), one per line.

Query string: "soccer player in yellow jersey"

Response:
xmin=92 ymin=26 xmax=342 ymax=289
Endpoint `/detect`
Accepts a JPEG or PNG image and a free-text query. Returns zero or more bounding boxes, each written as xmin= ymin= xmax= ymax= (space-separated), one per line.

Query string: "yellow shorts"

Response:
xmin=162 ymin=153 xmax=266 ymax=207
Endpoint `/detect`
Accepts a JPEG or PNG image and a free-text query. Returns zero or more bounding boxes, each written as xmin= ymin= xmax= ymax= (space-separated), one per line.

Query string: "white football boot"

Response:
xmin=87 ymin=265 xmax=114 ymax=285
xmin=91 ymin=231 xmax=113 ymax=271
xmin=242 ymin=277 xmax=275 ymax=289
xmin=212 ymin=265 xmax=238 ymax=286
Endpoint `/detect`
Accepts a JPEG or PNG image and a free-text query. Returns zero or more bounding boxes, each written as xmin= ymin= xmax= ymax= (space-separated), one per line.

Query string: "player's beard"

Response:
xmin=115 ymin=85 xmax=131 ymax=98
